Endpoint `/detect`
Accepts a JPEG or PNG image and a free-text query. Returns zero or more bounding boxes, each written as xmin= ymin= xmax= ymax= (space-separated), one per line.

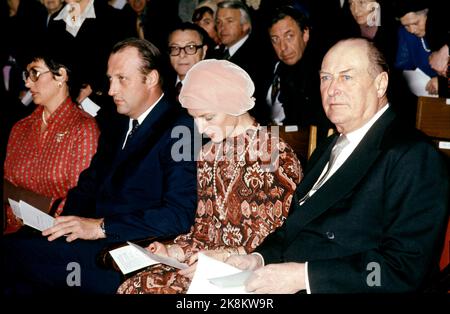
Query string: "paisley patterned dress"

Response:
xmin=117 ymin=126 xmax=302 ymax=294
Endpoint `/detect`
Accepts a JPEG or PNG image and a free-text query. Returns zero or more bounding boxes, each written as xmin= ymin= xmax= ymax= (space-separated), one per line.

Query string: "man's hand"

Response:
xmin=42 ymin=216 xmax=105 ymax=242
xmin=429 ymin=45 xmax=449 ymax=76
xmin=226 ymin=253 xmax=264 ymax=271
xmin=245 ymin=262 xmax=306 ymax=294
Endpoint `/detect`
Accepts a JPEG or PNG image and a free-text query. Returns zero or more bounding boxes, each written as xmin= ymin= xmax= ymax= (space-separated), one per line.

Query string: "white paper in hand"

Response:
xmin=8 ymin=198 xmax=22 ymax=219
xmin=109 ymin=242 xmax=188 ymax=275
xmin=187 ymin=252 xmax=252 ymax=294
xmin=19 ymin=200 xmax=54 ymax=231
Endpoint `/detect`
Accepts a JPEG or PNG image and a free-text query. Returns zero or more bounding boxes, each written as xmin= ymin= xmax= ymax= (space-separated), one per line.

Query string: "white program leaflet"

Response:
xmin=109 ymin=242 xmax=188 ymax=275
xmin=19 ymin=200 xmax=54 ymax=231
xmin=8 ymin=198 xmax=22 ymax=219
xmin=187 ymin=253 xmax=252 ymax=294
xmin=80 ymin=97 xmax=100 ymax=117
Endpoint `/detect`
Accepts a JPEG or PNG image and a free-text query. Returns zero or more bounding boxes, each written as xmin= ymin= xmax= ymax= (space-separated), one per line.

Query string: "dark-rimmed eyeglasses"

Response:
xmin=22 ymin=69 xmax=51 ymax=82
xmin=168 ymin=44 xmax=204 ymax=56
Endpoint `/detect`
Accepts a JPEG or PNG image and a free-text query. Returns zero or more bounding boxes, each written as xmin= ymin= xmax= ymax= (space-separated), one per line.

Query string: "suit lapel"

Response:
xmin=285 ymin=108 xmax=396 ymax=242
xmin=112 ymin=95 xmax=175 ymax=169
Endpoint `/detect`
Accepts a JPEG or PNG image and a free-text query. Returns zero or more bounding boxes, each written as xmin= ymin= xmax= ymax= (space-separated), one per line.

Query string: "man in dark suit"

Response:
xmin=265 ymin=6 xmax=331 ymax=139
xmin=215 ymin=0 xmax=273 ymax=124
xmin=227 ymin=38 xmax=449 ymax=293
xmin=2 ymin=38 xmax=197 ymax=294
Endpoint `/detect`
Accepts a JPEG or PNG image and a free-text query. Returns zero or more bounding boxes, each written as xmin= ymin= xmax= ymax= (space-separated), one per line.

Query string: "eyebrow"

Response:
xmin=319 ymin=68 xmax=354 ymax=75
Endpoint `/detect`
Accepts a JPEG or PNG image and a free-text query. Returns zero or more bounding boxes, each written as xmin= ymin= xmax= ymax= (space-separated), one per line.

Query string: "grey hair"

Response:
xmin=217 ymin=0 xmax=252 ymax=32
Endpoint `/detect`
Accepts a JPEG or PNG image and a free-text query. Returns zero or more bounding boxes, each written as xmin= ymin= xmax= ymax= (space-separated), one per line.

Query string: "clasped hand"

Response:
xmin=226 ymin=255 xmax=306 ymax=293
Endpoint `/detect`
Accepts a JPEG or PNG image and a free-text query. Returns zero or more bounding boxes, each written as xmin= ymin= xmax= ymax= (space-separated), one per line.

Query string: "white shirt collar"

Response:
xmin=345 ymin=104 xmax=389 ymax=145
xmin=122 ymin=93 xmax=164 ymax=149
xmin=134 ymin=93 xmax=164 ymax=125
xmin=54 ymin=0 xmax=96 ymax=37
xmin=228 ymin=34 xmax=249 ymax=57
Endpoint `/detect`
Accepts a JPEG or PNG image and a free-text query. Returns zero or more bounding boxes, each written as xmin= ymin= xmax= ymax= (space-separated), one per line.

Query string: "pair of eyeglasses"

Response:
xmin=22 ymin=69 xmax=51 ymax=82
xmin=168 ymin=44 xmax=203 ymax=56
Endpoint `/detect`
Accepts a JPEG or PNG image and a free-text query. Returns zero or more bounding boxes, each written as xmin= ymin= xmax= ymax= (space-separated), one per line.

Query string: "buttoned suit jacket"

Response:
xmin=63 ymin=95 xmax=197 ymax=242
xmin=256 ymin=107 xmax=449 ymax=292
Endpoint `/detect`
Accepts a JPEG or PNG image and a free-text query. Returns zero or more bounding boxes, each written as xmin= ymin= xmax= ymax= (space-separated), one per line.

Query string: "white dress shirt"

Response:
xmin=122 ymin=93 xmax=164 ymax=149
xmin=54 ymin=0 xmax=96 ymax=37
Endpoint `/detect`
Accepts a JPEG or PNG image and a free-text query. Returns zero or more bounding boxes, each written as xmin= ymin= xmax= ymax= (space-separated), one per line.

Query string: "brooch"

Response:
xmin=55 ymin=131 xmax=68 ymax=143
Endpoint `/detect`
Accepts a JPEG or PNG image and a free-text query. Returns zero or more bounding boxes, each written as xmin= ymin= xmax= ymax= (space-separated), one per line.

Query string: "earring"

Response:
xmin=58 ymin=82 xmax=63 ymax=87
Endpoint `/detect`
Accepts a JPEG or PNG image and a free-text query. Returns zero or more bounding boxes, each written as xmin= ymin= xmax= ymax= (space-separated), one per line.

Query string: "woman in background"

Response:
xmin=3 ymin=53 xmax=99 ymax=233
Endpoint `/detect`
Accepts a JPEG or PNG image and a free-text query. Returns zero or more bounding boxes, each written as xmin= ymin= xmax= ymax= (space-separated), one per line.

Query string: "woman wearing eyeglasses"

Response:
xmin=3 ymin=54 xmax=100 ymax=233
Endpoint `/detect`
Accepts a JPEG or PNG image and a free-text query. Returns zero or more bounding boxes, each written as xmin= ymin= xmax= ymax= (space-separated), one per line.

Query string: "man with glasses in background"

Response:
xmin=167 ymin=22 xmax=209 ymax=103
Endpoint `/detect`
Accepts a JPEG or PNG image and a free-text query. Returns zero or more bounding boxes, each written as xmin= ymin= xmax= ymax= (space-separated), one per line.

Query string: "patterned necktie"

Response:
xmin=271 ymin=67 xmax=281 ymax=105
xmin=126 ymin=119 xmax=140 ymax=145
xmin=298 ymin=135 xmax=349 ymax=204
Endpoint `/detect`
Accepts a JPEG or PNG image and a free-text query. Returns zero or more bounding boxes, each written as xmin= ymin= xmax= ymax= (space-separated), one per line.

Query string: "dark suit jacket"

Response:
xmin=46 ymin=1 xmax=134 ymax=95
xmin=225 ymin=35 xmax=274 ymax=124
xmin=63 ymin=95 xmax=197 ymax=243
xmin=256 ymin=107 xmax=449 ymax=292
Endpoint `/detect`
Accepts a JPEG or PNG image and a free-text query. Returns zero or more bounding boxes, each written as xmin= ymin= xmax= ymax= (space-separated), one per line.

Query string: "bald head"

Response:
xmin=319 ymin=38 xmax=389 ymax=134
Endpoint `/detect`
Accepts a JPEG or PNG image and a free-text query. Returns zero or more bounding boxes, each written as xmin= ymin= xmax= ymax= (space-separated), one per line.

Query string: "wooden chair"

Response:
xmin=416 ymin=96 xmax=450 ymax=158
xmin=278 ymin=125 xmax=318 ymax=163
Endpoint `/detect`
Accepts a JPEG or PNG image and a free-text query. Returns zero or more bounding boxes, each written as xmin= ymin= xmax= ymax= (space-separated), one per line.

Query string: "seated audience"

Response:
xmin=192 ymin=4 xmax=221 ymax=55
xmin=264 ymin=5 xmax=331 ymax=140
xmin=117 ymin=59 xmax=302 ymax=294
xmin=2 ymin=38 xmax=197 ymax=294
xmin=3 ymin=53 xmax=99 ymax=233
xmin=226 ymin=38 xmax=449 ymax=293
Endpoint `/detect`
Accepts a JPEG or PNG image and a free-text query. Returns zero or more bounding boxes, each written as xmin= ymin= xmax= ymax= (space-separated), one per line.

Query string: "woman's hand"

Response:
xmin=178 ymin=249 xmax=237 ymax=279
xmin=425 ymin=77 xmax=438 ymax=95
xmin=146 ymin=241 xmax=168 ymax=257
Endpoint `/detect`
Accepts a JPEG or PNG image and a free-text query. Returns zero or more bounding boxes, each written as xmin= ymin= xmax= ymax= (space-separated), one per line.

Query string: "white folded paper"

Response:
xmin=109 ymin=241 xmax=188 ymax=275
xmin=187 ymin=253 xmax=252 ymax=294
xmin=8 ymin=199 xmax=55 ymax=231
xmin=80 ymin=97 xmax=101 ymax=117
xmin=402 ymin=68 xmax=438 ymax=97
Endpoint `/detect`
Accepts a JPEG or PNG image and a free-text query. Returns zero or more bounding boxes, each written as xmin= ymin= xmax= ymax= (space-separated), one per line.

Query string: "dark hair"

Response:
xmin=192 ymin=6 xmax=214 ymax=23
xmin=168 ymin=22 xmax=209 ymax=47
xmin=111 ymin=37 xmax=164 ymax=85
xmin=27 ymin=54 xmax=80 ymax=101
xmin=269 ymin=5 xmax=311 ymax=32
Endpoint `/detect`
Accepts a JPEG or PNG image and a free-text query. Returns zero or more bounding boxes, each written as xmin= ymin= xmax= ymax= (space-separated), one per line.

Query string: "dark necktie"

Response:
xmin=222 ymin=48 xmax=230 ymax=60
xmin=298 ymin=135 xmax=349 ymax=204
xmin=271 ymin=67 xmax=281 ymax=105
xmin=175 ymin=81 xmax=182 ymax=102
xmin=126 ymin=119 xmax=140 ymax=146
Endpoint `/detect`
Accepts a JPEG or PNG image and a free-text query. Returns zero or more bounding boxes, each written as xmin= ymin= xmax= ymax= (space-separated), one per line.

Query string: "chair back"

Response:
xmin=416 ymin=96 xmax=450 ymax=157
xmin=279 ymin=125 xmax=318 ymax=163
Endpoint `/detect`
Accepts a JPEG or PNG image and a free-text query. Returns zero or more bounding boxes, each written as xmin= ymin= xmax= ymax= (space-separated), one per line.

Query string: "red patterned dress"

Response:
xmin=3 ymin=98 xmax=100 ymax=233
xmin=117 ymin=126 xmax=302 ymax=294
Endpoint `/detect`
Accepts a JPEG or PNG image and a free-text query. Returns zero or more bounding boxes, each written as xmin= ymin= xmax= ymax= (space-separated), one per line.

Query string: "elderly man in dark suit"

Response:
xmin=227 ymin=38 xmax=449 ymax=293
xmin=2 ymin=38 xmax=197 ymax=294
